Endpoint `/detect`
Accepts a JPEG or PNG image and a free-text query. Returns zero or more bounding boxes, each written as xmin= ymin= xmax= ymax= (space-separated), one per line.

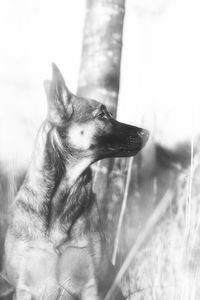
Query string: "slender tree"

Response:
xmin=77 ymin=0 xmax=126 ymax=251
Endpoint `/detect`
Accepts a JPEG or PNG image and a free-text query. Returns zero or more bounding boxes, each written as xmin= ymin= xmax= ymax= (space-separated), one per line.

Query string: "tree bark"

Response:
xmin=77 ymin=0 xmax=126 ymax=252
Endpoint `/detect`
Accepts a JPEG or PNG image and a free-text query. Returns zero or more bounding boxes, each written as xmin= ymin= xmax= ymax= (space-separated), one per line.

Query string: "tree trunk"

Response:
xmin=77 ymin=0 xmax=126 ymax=252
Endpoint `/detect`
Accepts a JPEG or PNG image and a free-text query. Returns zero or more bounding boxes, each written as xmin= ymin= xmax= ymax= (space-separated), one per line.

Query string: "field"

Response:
xmin=112 ymin=150 xmax=200 ymax=300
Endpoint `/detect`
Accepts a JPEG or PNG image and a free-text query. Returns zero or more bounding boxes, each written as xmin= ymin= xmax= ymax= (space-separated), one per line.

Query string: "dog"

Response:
xmin=4 ymin=63 xmax=149 ymax=300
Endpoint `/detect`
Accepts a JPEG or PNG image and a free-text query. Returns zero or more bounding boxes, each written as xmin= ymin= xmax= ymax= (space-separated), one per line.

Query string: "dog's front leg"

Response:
xmin=14 ymin=262 xmax=33 ymax=300
xmin=15 ymin=285 xmax=32 ymax=300
xmin=81 ymin=278 xmax=101 ymax=300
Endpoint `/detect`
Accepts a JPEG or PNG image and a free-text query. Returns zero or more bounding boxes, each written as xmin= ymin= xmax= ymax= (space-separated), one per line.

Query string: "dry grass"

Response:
xmin=112 ymin=151 xmax=200 ymax=300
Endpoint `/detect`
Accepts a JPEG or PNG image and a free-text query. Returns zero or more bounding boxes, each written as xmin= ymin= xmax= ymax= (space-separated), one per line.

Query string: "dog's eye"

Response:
xmin=97 ymin=111 xmax=108 ymax=120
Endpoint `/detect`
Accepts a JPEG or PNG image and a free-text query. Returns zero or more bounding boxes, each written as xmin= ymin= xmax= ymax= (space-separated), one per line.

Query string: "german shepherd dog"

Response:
xmin=4 ymin=64 xmax=149 ymax=300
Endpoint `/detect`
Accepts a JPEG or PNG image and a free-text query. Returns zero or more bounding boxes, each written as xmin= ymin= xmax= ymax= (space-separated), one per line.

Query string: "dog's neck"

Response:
xmin=18 ymin=122 xmax=93 ymax=227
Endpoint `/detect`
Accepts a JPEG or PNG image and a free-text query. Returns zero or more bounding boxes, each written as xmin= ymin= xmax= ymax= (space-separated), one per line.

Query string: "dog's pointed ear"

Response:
xmin=45 ymin=63 xmax=73 ymax=123
xmin=43 ymin=80 xmax=51 ymax=98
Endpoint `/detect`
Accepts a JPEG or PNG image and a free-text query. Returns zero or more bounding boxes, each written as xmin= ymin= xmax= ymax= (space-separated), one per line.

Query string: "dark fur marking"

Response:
xmin=16 ymin=198 xmax=48 ymax=219
xmin=59 ymin=169 xmax=94 ymax=237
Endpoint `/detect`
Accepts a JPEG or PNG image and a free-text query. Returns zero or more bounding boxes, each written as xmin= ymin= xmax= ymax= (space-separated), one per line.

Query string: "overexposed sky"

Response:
xmin=0 ymin=0 xmax=200 ymax=170
xmin=119 ymin=0 xmax=200 ymax=147
xmin=0 ymin=0 xmax=85 ymax=170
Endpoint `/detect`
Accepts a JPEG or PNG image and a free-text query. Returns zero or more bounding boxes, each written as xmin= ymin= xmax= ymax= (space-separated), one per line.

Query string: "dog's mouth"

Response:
xmin=105 ymin=143 xmax=148 ymax=158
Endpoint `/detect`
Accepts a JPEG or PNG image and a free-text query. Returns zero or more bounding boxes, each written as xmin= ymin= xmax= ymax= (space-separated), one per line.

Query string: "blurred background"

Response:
xmin=0 ymin=0 xmax=200 ymax=299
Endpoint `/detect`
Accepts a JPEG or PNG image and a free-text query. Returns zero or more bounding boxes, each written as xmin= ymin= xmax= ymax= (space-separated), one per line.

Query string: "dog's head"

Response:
xmin=44 ymin=63 xmax=149 ymax=166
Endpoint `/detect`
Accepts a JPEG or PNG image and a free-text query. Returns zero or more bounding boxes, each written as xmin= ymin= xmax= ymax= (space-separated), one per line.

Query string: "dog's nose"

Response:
xmin=137 ymin=129 xmax=149 ymax=141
